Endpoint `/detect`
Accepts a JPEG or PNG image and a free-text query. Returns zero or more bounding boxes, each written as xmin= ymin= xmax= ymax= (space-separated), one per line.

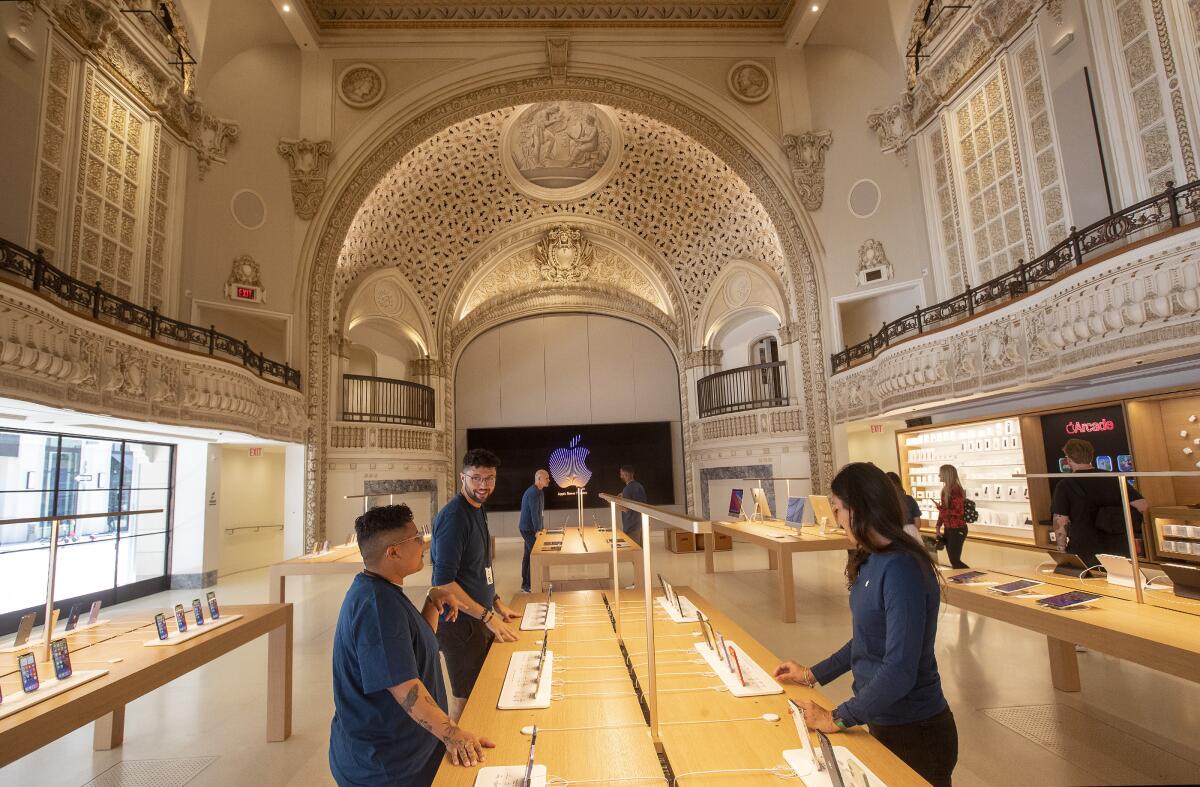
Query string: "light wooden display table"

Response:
xmin=529 ymin=527 xmax=643 ymax=591
xmin=0 ymin=604 xmax=292 ymax=767
xmin=707 ymin=519 xmax=853 ymax=623
xmin=938 ymin=566 xmax=1200 ymax=693
xmin=435 ymin=589 xmax=927 ymax=785
xmin=268 ymin=543 xmax=365 ymax=604
xmin=432 ymin=590 xmax=662 ymax=786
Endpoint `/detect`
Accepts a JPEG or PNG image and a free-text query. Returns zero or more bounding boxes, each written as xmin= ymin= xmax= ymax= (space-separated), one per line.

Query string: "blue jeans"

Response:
xmin=520 ymin=529 xmax=538 ymax=590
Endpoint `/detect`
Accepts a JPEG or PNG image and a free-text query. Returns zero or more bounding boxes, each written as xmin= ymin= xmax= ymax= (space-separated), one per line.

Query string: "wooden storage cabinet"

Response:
xmin=695 ymin=532 xmax=732 ymax=551
xmin=1146 ymin=507 xmax=1200 ymax=564
xmin=664 ymin=529 xmax=695 ymax=553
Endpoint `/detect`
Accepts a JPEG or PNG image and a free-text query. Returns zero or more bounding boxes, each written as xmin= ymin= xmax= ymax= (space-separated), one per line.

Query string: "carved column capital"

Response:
xmin=683 ymin=347 xmax=723 ymax=372
xmin=278 ymin=138 xmax=333 ymax=220
xmin=409 ymin=356 xmax=447 ymax=384
xmin=782 ymin=130 xmax=832 ymax=211
xmin=867 ymin=95 xmax=913 ymax=164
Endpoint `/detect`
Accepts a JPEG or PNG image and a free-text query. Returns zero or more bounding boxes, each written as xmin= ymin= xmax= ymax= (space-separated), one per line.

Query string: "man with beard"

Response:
xmin=431 ymin=448 xmax=519 ymax=720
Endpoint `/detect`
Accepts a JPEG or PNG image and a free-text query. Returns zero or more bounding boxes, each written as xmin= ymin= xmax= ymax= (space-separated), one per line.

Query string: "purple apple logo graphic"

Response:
xmin=549 ymin=434 xmax=592 ymax=488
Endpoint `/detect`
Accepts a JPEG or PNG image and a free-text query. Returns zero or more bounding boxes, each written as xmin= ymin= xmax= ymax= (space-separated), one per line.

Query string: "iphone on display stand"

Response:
xmin=787 ymin=699 xmax=823 ymax=773
xmin=817 ymin=730 xmax=846 ymax=787
xmin=88 ymin=600 xmax=102 ymax=625
xmin=192 ymin=599 xmax=205 ymax=626
xmin=50 ymin=638 xmax=72 ymax=680
xmin=14 ymin=612 xmax=35 ymax=646
xmin=174 ymin=604 xmax=188 ymax=633
xmin=17 ymin=651 xmax=39 ymax=693
xmin=154 ymin=613 xmax=169 ymax=640
xmin=65 ymin=603 xmax=83 ymax=631
xmin=207 ymin=591 xmax=220 ymax=619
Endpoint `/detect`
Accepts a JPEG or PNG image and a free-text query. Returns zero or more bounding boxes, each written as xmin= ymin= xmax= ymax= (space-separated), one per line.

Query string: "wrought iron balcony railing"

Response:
xmin=0 ymin=237 xmax=301 ymax=389
xmin=697 ymin=361 xmax=788 ymax=419
xmin=342 ymin=374 xmax=435 ymax=428
xmin=831 ymin=179 xmax=1200 ymax=375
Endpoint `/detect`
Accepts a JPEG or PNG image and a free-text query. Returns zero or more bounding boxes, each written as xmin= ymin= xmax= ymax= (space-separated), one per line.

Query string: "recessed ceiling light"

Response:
xmin=811 ymin=4 xmax=819 ymax=10
xmin=282 ymin=3 xmax=291 ymax=11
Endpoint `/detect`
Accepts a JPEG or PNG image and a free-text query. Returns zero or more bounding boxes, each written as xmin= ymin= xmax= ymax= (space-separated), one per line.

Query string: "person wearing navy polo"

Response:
xmin=617 ymin=465 xmax=647 ymax=546
xmin=432 ymin=448 xmax=520 ymax=721
xmin=774 ymin=463 xmax=957 ymax=787
xmin=519 ymin=469 xmax=550 ymax=593
xmin=329 ymin=504 xmax=494 ymax=786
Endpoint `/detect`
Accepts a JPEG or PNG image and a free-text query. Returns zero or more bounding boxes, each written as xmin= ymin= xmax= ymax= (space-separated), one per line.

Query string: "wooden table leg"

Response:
xmin=767 ymin=549 xmax=779 ymax=571
xmin=1047 ymin=636 xmax=1081 ymax=692
xmin=532 ymin=555 xmax=545 ymax=592
xmin=628 ymin=557 xmax=644 ymax=588
xmin=267 ymin=604 xmax=294 ymax=741
xmin=93 ymin=706 xmax=124 ymax=751
xmin=778 ymin=550 xmax=796 ymax=624
xmin=269 ymin=567 xmax=286 ymax=605
xmin=704 ymin=532 xmax=715 ymax=575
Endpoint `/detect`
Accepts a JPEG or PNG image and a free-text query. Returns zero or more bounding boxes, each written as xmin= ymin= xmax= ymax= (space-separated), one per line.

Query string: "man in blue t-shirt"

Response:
xmin=618 ymin=464 xmax=648 ymax=546
xmin=518 ymin=469 xmax=550 ymax=593
xmin=329 ymin=504 xmax=495 ymax=786
xmin=432 ymin=448 xmax=519 ymax=720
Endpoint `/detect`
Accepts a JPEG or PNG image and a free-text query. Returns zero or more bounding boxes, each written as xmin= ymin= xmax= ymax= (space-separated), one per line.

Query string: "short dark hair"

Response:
xmin=462 ymin=448 xmax=501 ymax=470
xmin=620 ymin=465 xmax=635 ymax=475
xmin=885 ymin=471 xmax=904 ymax=489
xmin=355 ymin=504 xmax=415 ymax=563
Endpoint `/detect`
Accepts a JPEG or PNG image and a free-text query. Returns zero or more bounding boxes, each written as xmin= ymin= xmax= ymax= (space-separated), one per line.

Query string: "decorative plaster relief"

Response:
xmin=830 ymin=235 xmax=1200 ymax=422
xmin=225 ymin=254 xmax=266 ymax=302
xmin=500 ymin=101 xmax=621 ymax=203
xmin=683 ymin=348 xmax=723 ymax=370
xmin=535 ymin=224 xmax=592 ymax=283
xmin=0 ymin=281 xmax=305 ymax=441
xmin=546 ymin=36 xmax=569 ymax=86
xmin=866 ymin=98 xmax=912 ymax=163
xmin=337 ymin=63 xmax=386 ymax=109
xmin=782 ymin=131 xmax=832 ymax=211
xmin=278 ymin=138 xmax=333 ymax=220
xmin=727 ymin=61 xmax=773 ymax=104
xmin=856 ymin=240 xmax=894 ymax=286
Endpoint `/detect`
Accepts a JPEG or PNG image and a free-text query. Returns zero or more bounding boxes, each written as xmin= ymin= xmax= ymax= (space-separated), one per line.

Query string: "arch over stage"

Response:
xmin=299 ymin=74 xmax=835 ymax=544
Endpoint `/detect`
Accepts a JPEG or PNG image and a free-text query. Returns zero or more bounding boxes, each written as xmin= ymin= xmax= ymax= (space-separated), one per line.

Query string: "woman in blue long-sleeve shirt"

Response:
xmin=774 ymin=462 xmax=958 ymax=786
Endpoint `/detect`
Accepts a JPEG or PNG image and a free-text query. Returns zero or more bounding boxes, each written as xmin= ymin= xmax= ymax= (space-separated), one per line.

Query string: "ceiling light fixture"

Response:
xmin=811 ymin=4 xmax=819 ymax=10
xmin=282 ymin=3 xmax=291 ymax=11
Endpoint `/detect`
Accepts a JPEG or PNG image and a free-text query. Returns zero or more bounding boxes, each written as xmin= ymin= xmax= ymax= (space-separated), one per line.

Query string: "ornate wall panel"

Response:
xmin=951 ymin=67 xmax=1033 ymax=283
xmin=142 ymin=131 xmax=176 ymax=310
xmin=1015 ymin=37 xmax=1070 ymax=246
xmin=829 ymin=232 xmax=1200 ymax=422
xmin=926 ymin=118 xmax=968 ymax=293
xmin=70 ymin=68 xmax=148 ymax=301
xmin=32 ymin=42 xmax=78 ymax=263
xmin=0 ymin=283 xmax=305 ymax=441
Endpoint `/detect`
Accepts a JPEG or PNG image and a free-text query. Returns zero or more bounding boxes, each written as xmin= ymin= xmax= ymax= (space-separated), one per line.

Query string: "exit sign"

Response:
xmin=235 ymin=286 xmax=257 ymax=300
xmin=870 ymin=424 xmax=884 ymax=433
xmin=249 ymin=447 xmax=262 ymax=457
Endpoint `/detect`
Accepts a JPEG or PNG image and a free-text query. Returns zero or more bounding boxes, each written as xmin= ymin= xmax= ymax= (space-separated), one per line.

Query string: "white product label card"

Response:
xmin=485 ymin=565 xmax=494 ymax=585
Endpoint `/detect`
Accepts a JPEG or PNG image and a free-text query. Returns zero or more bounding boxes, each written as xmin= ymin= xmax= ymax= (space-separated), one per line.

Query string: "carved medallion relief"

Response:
xmin=501 ymin=101 xmax=622 ymax=202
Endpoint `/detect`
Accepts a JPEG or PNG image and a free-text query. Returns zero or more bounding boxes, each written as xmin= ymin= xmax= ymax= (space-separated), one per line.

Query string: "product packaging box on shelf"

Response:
xmin=665 ymin=530 xmax=695 ymax=553
xmin=695 ymin=532 xmax=732 ymax=551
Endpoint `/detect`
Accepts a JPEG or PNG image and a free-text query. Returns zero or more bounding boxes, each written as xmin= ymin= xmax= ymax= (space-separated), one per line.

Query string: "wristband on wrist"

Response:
xmin=833 ymin=715 xmax=848 ymax=730
xmin=481 ymin=608 xmax=493 ymax=623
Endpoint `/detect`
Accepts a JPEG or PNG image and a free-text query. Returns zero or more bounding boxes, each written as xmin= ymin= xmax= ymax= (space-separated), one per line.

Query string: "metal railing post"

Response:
xmin=640 ymin=511 xmax=658 ymax=742
xmin=1070 ymin=226 xmax=1082 ymax=266
xmin=92 ymin=281 xmax=102 ymax=318
xmin=32 ymin=249 xmax=45 ymax=291
xmin=1167 ymin=181 xmax=1181 ymax=227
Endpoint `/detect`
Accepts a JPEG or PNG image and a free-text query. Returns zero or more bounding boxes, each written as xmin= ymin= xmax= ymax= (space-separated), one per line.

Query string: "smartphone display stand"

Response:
xmin=497 ymin=651 xmax=554 ymax=709
xmin=143 ymin=613 xmax=243 ymax=647
xmin=0 ymin=617 xmax=112 ymax=654
xmin=0 ymin=669 xmax=109 ymax=720
xmin=471 ymin=764 xmax=547 ymax=787
xmin=692 ymin=640 xmax=782 ymax=697
xmin=656 ymin=594 xmax=701 ymax=623
xmin=782 ymin=745 xmax=885 ymax=787
xmin=520 ymin=602 xmax=557 ymax=631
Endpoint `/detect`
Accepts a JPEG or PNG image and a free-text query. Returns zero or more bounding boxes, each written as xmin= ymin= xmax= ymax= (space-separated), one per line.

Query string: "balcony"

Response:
xmin=697 ymin=361 xmax=788 ymax=418
xmin=830 ymin=179 xmax=1200 ymax=375
xmin=341 ymin=374 xmax=435 ymax=428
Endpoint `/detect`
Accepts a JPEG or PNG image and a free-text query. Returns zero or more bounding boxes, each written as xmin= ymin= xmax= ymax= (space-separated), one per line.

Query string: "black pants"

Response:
xmin=520 ymin=529 xmax=537 ymax=590
xmin=624 ymin=524 xmax=643 ymax=546
xmin=869 ymin=707 xmax=958 ymax=787
xmin=435 ymin=614 xmax=494 ymax=699
xmin=944 ymin=526 xmax=968 ymax=568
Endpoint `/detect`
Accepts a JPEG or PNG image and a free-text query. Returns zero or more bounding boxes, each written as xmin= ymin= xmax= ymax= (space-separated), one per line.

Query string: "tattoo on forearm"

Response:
xmin=400 ymin=684 xmax=420 ymax=714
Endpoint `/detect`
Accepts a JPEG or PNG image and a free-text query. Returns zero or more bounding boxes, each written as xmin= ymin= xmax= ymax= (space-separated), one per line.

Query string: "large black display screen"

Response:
xmin=1040 ymin=404 xmax=1132 ymax=497
xmin=466 ymin=422 xmax=675 ymax=512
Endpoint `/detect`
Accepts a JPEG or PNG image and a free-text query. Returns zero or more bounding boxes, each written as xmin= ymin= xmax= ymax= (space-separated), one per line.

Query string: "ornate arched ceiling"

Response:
xmin=332 ymin=104 xmax=790 ymax=343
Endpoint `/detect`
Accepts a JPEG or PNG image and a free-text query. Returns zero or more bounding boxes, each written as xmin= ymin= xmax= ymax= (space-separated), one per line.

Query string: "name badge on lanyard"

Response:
xmin=485 ymin=565 xmax=494 ymax=585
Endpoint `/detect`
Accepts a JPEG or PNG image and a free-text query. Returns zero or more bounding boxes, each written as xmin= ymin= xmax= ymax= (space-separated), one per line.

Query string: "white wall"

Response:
xmin=216 ymin=446 xmax=285 ymax=575
xmin=715 ymin=312 xmax=780 ymax=368
xmin=454 ymin=314 xmax=684 ymax=536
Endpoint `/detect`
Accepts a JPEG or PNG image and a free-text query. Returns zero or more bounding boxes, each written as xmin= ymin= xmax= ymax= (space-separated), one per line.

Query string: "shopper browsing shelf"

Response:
xmin=519 ymin=469 xmax=550 ymax=593
xmin=774 ymin=463 xmax=957 ymax=787
xmin=617 ymin=464 xmax=648 ymax=546
xmin=329 ymin=505 xmax=495 ymax=787
xmin=432 ymin=448 xmax=520 ymax=720
xmin=887 ymin=471 xmax=923 ymax=543
xmin=1052 ymin=438 xmax=1148 ymax=567
xmin=934 ymin=464 xmax=969 ymax=569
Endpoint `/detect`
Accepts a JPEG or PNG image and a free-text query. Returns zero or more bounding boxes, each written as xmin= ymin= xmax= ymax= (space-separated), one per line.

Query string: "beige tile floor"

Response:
xmin=2 ymin=534 xmax=1198 ymax=786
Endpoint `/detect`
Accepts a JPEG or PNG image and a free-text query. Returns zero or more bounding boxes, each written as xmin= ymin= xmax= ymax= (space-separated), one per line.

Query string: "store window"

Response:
xmin=0 ymin=429 xmax=173 ymax=632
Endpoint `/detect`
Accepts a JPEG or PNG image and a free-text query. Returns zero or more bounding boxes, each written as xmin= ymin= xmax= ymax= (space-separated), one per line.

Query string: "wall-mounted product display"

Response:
xmin=899 ymin=417 xmax=1033 ymax=537
xmin=1147 ymin=507 xmax=1200 ymax=564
